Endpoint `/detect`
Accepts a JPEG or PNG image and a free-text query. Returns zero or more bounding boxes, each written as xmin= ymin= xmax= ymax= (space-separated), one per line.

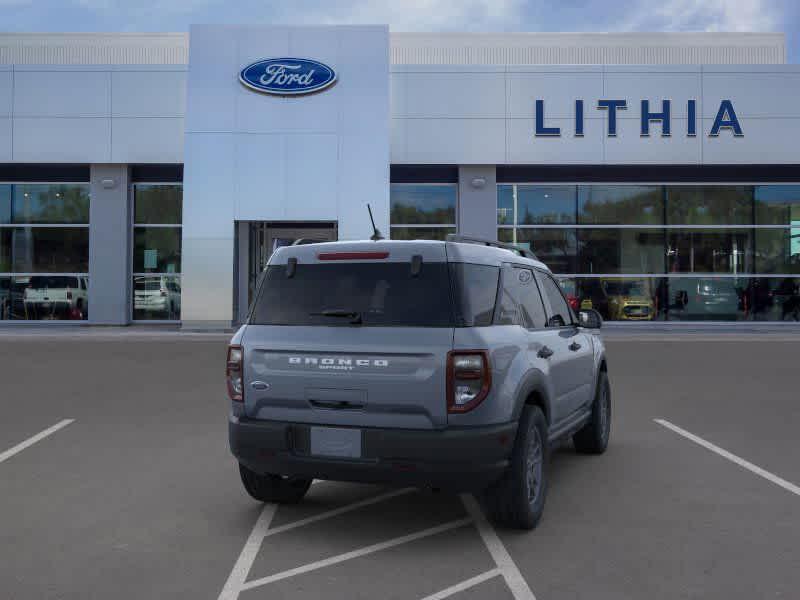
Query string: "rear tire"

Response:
xmin=573 ymin=371 xmax=611 ymax=454
xmin=482 ymin=405 xmax=548 ymax=530
xmin=238 ymin=464 xmax=312 ymax=504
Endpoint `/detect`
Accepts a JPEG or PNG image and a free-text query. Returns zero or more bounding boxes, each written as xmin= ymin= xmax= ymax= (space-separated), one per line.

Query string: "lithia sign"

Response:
xmin=535 ymin=99 xmax=743 ymax=138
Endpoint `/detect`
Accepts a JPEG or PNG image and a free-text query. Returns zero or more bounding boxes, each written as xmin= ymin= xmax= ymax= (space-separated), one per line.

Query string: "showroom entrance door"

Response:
xmin=235 ymin=222 xmax=337 ymax=323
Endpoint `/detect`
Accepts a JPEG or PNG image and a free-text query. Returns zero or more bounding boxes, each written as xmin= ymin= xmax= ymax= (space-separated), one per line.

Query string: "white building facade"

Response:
xmin=0 ymin=28 xmax=798 ymax=326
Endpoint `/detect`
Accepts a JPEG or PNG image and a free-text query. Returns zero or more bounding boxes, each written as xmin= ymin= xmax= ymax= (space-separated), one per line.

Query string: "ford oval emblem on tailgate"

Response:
xmin=239 ymin=58 xmax=337 ymax=96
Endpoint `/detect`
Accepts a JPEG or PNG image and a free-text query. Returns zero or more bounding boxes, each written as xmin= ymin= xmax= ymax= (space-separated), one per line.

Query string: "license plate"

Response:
xmin=310 ymin=427 xmax=362 ymax=459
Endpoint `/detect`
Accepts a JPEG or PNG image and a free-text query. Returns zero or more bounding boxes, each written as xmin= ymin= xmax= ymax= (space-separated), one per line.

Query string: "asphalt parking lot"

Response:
xmin=1 ymin=329 xmax=799 ymax=599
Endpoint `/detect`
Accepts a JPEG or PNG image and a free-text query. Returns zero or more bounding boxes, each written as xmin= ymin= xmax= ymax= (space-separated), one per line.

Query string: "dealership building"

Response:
xmin=0 ymin=27 xmax=799 ymax=327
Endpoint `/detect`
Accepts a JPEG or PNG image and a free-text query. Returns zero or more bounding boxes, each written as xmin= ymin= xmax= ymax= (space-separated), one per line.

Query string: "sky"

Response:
xmin=0 ymin=0 xmax=797 ymax=62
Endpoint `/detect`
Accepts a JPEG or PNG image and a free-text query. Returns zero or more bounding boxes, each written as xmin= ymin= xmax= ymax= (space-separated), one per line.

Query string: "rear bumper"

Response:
xmin=229 ymin=416 xmax=518 ymax=491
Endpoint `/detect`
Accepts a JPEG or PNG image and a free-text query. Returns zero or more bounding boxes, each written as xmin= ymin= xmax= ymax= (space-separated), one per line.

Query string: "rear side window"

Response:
xmin=449 ymin=263 xmax=499 ymax=327
xmin=251 ymin=262 xmax=454 ymax=327
xmin=539 ymin=273 xmax=573 ymax=327
xmin=495 ymin=266 xmax=546 ymax=329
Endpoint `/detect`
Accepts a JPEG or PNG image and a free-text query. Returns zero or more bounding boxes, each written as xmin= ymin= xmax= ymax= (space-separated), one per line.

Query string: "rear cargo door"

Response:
xmin=243 ymin=326 xmax=452 ymax=429
xmin=242 ymin=242 xmax=454 ymax=430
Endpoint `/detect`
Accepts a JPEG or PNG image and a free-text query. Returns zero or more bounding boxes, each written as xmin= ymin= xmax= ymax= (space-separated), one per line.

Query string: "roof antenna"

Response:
xmin=367 ymin=204 xmax=384 ymax=241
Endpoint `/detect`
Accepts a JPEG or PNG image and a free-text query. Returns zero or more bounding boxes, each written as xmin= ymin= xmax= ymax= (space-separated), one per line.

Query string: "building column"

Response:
xmin=457 ymin=166 xmax=497 ymax=241
xmin=88 ymin=164 xmax=131 ymax=325
xmin=234 ymin=221 xmax=249 ymax=325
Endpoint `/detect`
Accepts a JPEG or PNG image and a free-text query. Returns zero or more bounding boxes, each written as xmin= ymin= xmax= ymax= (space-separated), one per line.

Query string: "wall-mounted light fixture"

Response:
xmin=470 ymin=177 xmax=487 ymax=189
xmin=101 ymin=178 xmax=116 ymax=189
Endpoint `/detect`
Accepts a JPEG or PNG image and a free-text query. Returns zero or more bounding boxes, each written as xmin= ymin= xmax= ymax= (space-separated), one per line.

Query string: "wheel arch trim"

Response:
xmin=512 ymin=369 xmax=553 ymax=425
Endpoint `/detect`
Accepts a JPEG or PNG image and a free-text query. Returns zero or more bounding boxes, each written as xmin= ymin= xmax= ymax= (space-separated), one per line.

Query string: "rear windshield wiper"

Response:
xmin=309 ymin=309 xmax=363 ymax=324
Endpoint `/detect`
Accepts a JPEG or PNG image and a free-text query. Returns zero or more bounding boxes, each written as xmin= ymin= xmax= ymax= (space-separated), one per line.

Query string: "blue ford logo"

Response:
xmin=239 ymin=58 xmax=337 ymax=96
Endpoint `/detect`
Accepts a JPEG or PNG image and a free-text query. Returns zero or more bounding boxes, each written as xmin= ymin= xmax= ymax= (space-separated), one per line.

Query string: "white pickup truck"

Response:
xmin=23 ymin=275 xmax=88 ymax=320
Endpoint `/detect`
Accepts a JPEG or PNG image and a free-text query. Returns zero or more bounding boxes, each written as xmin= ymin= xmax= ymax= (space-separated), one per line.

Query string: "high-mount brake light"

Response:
xmin=447 ymin=350 xmax=491 ymax=413
xmin=226 ymin=345 xmax=244 ymax=402
xmin=317 ymin=252 xmax=389 ymax=260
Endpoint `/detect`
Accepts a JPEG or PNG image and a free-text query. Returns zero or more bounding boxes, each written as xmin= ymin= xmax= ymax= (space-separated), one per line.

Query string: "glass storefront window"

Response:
xmin=666 ymin=229 xmax=753 ymax=274
xmin=496 ymin=183 xmax=800 ymax=321
xmin=132 ymin=184 xmax=182 ymax=320
xmin=748 ymin=277 xmax=800 ymax=321
xmin=666 ymin=186 xmax=752 ymax=225
xmin=560 ymin=276 xmax=800 ymax=322
xmin=754 ymin=185 xmax=800 ymax=225
xmin=570 ymin=277 xmax=668 ymax=321
xmin=498 ymin=227 xmax=577 ymax=274
xmin=133 ymin=228 xmax=181 ymax=273
xmin=578 ymin=185 xmax=663 ymax=225
xmin=498 ymin=185 xmax=575 ymax=225
xmin=133 ymin=275 xmax=181 ymax=320
xmin=390 ymin=184 xmax=456 ymax=225
xmin=497 ymin=185 xmax=514 ymax=225
xmin=667 ymin=277 xmax=749 ymax=321
xmin=389 ymin=226 xmax=456 ymax=241
xmin=0 ymin=186 xmax=10 ymax=223
xmin=578 ymin=229 xmax=665 ymax=274
xmin=133 ymin=185 xmax=182 ymax=225
xmin=1 ymin=184 xmax=90 ymax=225
xmin=1 ymin=275 xmax=89 ymax=321
xmin=1 ymin=183 xmax=89 ymax=321
xmin=755 ymin=228 xmax=800 ymax=274
xmin=1 ymin=228 xmax=90 ymax=273
xmin=0 ymin=183 xmax=89 ymax=321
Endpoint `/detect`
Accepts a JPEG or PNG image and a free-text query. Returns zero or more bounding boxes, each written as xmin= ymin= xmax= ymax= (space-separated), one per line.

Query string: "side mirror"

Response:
xmin=578 ymin=308 xmax=603 ymax=329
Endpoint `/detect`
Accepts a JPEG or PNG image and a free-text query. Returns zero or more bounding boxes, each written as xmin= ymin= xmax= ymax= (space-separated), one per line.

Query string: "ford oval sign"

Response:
xmin=239 ymin=58 xmax=337 ymax=96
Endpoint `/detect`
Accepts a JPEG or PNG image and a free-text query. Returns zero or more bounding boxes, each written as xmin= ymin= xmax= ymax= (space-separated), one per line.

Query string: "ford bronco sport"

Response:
xmin=228 ymin=236 xmax=610 ymax=529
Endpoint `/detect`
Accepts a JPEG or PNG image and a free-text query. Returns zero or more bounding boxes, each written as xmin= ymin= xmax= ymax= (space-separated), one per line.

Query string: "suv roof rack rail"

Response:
xmin=445 ymin=234 xmax=539 ymax=261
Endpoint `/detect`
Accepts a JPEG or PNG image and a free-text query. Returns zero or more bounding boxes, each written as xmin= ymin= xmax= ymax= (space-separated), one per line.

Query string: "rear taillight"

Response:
xmin=447 ymin=350 xmax=491 ymax=413
xmin=226 ymin=345 xmax=243 ymax=402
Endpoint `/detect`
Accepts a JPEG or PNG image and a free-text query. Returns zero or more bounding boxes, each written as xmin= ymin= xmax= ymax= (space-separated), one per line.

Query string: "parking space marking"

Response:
xmin=239 ymin=517 xmax=473 ymax=592
xmin=217 ymin=487 xmax=414 ymax=599
xmin=262 ymin=487 xmax=414 ymax=538
xmin=460 ymin=494 xmax=537 ymax=600
xmin=0 ymin=419 xmax=74 ymax=465
xmin=217 ymin=503 xmax=278 ymax=600
xmin=655 ymin=419 xmax=800 ymax=497
xmin=419 ymin=568 xmax=501 ymax=600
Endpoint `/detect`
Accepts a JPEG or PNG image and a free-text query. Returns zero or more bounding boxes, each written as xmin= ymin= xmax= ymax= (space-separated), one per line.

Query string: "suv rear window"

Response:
xmin=251 ymin=262 xmax=454 ymax=327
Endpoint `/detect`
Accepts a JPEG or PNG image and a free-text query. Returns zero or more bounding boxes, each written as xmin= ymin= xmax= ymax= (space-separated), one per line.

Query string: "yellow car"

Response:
xmin=602 ymin=279 xmax=655 ymax=321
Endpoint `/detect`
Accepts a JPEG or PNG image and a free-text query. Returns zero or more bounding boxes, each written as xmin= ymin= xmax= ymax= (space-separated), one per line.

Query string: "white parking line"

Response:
xmin=217 ymin=503 xmax=278 ymax=600
xmin=240 ymin=517 xmax=473 ymax=592
xmin=0 ymin=419 xmax=75 ymax=465
xmin=655 ymin=418 xmax=800 ymax=497
xmin=218 ymin=487 xmax=445 ymax=599
xmin=419 ymin=568 xmax=501 ymax=600
xmin=262 ymin=487 xmax=414 ymax=538
xmin=460 ymin=494 xmax=537 ymax=600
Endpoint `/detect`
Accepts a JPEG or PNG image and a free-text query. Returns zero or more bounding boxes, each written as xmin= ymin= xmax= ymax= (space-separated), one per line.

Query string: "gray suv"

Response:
xmin=228 ymin=236 xmax=610 ymax=529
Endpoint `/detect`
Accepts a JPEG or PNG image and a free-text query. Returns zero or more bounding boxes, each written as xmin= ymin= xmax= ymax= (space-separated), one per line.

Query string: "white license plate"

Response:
xmin=310 ymin=427 xmax=362 ymax=459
